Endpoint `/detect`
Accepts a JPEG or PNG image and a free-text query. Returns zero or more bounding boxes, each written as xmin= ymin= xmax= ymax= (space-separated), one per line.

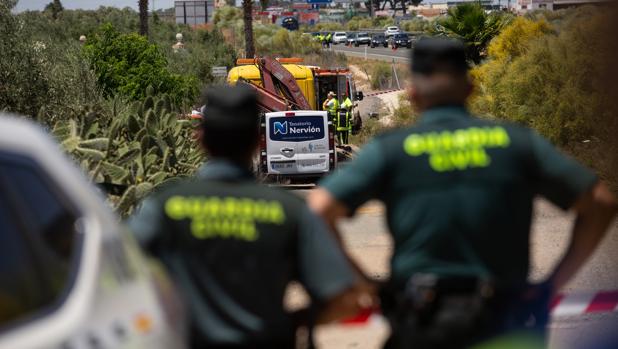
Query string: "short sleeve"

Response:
xmin=527 ymin=130 xmax=597 ymax=210
xmin=126 ymin=197 xmax=165 ymax=253
xmin=297 ymin=207 xmax=355 ymax=302
xmin=320 ymin=139 xmax=387 ymax=214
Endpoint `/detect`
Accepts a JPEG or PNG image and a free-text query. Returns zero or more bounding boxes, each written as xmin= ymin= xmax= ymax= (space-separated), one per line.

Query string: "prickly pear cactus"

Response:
xmin=53 ymin=92 xmax=204 ymax=217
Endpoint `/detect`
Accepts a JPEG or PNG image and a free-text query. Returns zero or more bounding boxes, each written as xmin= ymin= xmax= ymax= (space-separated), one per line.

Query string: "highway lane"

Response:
xmin=329 ymin=44 xmax=412 ymax=62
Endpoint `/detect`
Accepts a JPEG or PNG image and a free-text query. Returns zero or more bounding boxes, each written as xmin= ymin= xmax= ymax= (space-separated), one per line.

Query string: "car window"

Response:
xmin=0 ymin=154 xmax=80 ymax=329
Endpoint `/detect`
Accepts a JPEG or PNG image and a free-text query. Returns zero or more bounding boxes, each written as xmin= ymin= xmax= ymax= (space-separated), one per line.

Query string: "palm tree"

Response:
xmin=242 ymin=0 xmax=255 ymax=58
xmin=138 ymin=0 xmax=148 ymax=37
xmin=44 ymin=0 xmax=64 ymax=20
xmin=435 ymin=4 xmax=510 ymax=64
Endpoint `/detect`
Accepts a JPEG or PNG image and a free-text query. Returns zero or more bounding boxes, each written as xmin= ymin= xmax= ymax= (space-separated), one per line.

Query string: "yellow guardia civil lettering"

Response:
xmin=164 ymin=196 xmax=286 ymax=241
xmin=403 ymin=126 xmax=510 ymax=172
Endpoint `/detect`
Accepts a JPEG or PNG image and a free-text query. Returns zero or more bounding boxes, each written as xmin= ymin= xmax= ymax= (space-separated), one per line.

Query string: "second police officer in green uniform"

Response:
xmin=309 ymin=38 xmax=618 ymax=348
xmin=129 ymin=85 xmax=372 ymax=349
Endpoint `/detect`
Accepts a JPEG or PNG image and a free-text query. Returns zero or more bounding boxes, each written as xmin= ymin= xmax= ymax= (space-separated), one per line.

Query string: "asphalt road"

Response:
xmin=329 ymin=44 xmax=412 ymax=62
xmin=289 ymin=190 xmax=618 ymax=348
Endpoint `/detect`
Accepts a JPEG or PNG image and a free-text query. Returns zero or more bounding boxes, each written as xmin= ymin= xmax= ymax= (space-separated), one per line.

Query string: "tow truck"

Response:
xmin=227 ymin=57 xmax=363 ymax=184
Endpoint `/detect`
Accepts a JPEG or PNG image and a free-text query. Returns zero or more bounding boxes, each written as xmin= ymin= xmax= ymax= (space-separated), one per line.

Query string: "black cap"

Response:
xmin=412 ymin=37 xmax=468 ymax=75
xmin=200 ymin=84 xmax=259 ymax=130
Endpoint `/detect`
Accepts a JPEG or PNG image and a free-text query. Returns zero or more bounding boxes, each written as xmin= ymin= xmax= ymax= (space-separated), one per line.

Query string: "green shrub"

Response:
xmin=0 ymin=0 xmax=52 ymax=118
xmin=400 ymin=18 xmax=430 ymax=32
xmin=214 ymin=5 xmax=242 ymax=28
xmin=254 ymin=25 xmax=321 ymax=56
xmin=83 ymin=23 xmax=198 ymax=102
xmin=393 ymin=93 xmax=415 ymax=127
xmin=52 ymin=92 xmax=204 ymax=216
xmin=369 ymin=62 xmax=392 ymax=90
xmin=471 ymin=8 xmax=608 ymax=145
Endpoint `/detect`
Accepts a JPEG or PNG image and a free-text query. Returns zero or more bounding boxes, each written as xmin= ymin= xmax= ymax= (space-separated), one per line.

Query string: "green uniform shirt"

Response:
xmin=321 ymin=105 xmax=597 ymax=287
xmin=129 ymin=160 xmax=354 ymax=345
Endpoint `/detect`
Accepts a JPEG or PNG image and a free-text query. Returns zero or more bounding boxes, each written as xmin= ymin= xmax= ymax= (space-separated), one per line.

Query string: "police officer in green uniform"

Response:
xmin=129 ymin=85 xmax=371 ymax=349
xmin=308 ymin=38 xmax=617 ymax=348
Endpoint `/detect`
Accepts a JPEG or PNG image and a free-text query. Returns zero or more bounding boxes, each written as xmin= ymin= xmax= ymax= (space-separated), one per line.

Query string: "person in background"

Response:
xmin=129 ymin=85 xmax=373 ymax=349
xmin=308 ymin=37 xmax=618 ymax=349
xmin=337 ymin=93 xmax=353 ymax=144
xmin=322 ymin=91 xmax=339 ymax=122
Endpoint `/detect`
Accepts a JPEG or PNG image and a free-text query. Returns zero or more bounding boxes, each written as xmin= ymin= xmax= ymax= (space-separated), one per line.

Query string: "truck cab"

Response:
xmin=259 ymin=110 xmax=335 ymax=181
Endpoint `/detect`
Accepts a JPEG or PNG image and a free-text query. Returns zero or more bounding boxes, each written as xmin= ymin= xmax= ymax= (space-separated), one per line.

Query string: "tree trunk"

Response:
xmin=242 ymin=0 xmax=255 ymax=58
xmin=138 ymin=0 xmax=149 ymax=37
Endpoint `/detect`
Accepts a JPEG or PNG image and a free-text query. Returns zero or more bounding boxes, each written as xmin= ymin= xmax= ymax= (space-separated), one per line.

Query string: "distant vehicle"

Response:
xmin=264 ymin=110 xmax=334 ymax=178
xmin=371 ymin=34 xmax=388 ymax=48
xmin=346 ymin=32 xmax=356 ymax=46
xmin=354 ymin=32 xmax=371 ymax=46
xmin=392 ymin=33 xmax=412 ymax=48
xmin=332 ymin=31 xmax=348 ymax=45
xmin=347 ymin=32 xmax=370 ymax=47
xmin=385 ymin=26 xmax=400 ymax=38
xmin=0 ymin=116 xmax=186 ymax=349
xmin=281 ymin=16 xmax=299 ymax=31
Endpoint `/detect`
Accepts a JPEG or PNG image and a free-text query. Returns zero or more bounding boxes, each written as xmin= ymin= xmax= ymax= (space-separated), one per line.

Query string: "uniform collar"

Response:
xmin=197 ymin=159 xmax=254 ymax=181
xmin=417 ymin=105 xmax=470 ymax=125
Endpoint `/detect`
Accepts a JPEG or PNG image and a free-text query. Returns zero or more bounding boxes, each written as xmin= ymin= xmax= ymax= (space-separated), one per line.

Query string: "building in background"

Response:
xmin=175 ymin=0 xmax=215 ymax=25
xmin=515 ymin=0 xmax=609 ymax=10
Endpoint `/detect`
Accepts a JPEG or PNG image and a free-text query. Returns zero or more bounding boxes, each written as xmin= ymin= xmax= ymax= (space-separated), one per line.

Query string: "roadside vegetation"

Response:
xmin=0 ymin=0 xmax=238 ymax=214
xmin=306 ymin=15 xmax=431 ymax=33
xmin=470 ymin=7 xmax=618 ymax=189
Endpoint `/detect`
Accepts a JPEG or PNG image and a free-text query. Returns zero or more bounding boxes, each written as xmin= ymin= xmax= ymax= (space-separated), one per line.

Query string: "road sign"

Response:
xmin=211 ymin=66 xmax=227 ymax=77
xmin=306 ymin=0 xmax=332 ymax=4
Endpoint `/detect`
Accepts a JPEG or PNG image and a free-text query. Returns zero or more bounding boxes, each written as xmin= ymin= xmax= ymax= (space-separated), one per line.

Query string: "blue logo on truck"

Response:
xmin=269 ymin=116 xmax=325 ymax=142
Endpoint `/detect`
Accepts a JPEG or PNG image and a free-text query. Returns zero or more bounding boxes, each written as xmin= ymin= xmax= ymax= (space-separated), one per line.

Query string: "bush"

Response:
xmin=52 ymin=92 xmax=203 ymax=216
xmin=0 ymin=0 xmax=52 ymax=118
xmin=471 ymin=9 xmax=607 ymax=145
xmin=470 ymin=6 xmax=618 ymax=190
xmin=400 ymin=18 xmax=430 ymax=32
xmin=370 ymin=63 xmax=393 ymax=89
xmin=83 ymin=23 xmax=198 ymax=102
xmin=254 ymin=25 xmax=321 ymax=57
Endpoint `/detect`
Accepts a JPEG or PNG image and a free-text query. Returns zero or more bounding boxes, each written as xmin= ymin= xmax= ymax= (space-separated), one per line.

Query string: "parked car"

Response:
xmin=281 ymin=17 xmax=299 ymax=31
xmin=391 ymin=33 xmax=412 ymax=48
xmin=384 ymin=26 xmax=400 ymax=38
xmin=346 ymin=32 xmax=356 ymax=46
xmin=354 ymin=32 xmax=371 ymax=46
xmin=0 ymin=115 xmax=186 ymax=349
xmin=371 ymin=34 xmax=388 ymax=48
xmin=332 ymin=31 xmax=348 ymax=45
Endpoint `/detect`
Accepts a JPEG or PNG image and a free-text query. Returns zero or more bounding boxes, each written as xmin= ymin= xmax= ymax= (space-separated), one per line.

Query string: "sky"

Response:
xmin=14 ymin=0 xmax=176 ymax=12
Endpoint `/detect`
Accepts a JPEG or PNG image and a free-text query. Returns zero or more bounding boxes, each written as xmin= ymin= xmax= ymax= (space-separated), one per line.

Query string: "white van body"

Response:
xmin=264 ymin=110 xmax=333 ymax=177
